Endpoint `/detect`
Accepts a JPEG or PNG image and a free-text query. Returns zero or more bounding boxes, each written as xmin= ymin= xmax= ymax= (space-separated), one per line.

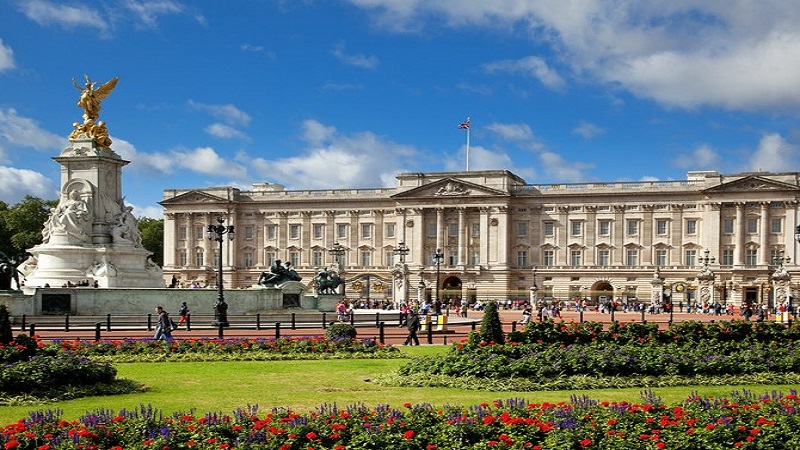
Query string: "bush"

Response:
xmin=325 ymin=323 xmax=357 ymax=341
xmin=478 ymin=301 xmax=505 ymax=345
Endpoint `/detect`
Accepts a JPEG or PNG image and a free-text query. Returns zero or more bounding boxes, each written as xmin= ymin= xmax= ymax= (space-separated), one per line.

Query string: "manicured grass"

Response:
xmin=0 ymin=346 xmax=796 ymax=424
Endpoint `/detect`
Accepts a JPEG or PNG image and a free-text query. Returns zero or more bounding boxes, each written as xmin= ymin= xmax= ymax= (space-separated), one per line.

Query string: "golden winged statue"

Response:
xmin=72 ymin=75 xmax=119 ymax=122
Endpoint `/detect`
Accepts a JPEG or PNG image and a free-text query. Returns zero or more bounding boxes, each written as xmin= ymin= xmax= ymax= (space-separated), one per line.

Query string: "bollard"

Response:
xmin=147 ymin=313 xmax=153 ymax=331
xmin=471 ymin=321 xmax=477 ymax=331
xmin=322 ymin=313 xmax=327 ymax=328
xmin=580 ymin=308 xmax=584 ymax=323
xmin=186 ymin=313 xmax=192 ymax=331
xmin=444 ymin=335 xmax=448 ymax=345
xmin=275 ymin=322 xmax=281 ymax=339
xmin=375 ymin=312 xmax=380 ymax=328
xmin=256 ymin=313 xmax=261 ymax=330
xmin=291 ymin=313 xmax=296 ymax=330
xmin=95 ymin=323 xmax=101 ymax=342
xmin=21 ymin=314 xmax=26 ymax=332
xmin=106 ymin=313 xmax=112 ymax=332
xmin=610 ymin=308 xmax=615 ymax=323
xmin=512 ymin=321 xmax=517 ymax=332
xmin=65 ymin=314 xmax=70 ymax=332
xmin=427 ymin=324 xmax=433 ymax=344
xmin=349 ymin=312 xmax=354 ymax=326
xmin=379 ymin=322 xmax=385 ymax=344
xmin=641 ymin=307 xmax=646 ymax=324
xmin=28 ymin=323 xmax=36 ymax=337
xmin=217 ymin=323 xmax=225 ymax=339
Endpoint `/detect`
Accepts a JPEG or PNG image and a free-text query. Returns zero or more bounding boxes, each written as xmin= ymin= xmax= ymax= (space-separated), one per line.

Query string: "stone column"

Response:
xmin=759 ymin=202 xmax=770 ymax=265
xmin=735 ymin=203 xmax=745 ymax=265
xmin=457 ymin=207 xmax=466 ymax=266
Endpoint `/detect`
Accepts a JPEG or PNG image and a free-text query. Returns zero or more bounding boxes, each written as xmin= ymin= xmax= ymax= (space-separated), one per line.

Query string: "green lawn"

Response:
xmin=0 ymin=346 xmax=796 ymax=424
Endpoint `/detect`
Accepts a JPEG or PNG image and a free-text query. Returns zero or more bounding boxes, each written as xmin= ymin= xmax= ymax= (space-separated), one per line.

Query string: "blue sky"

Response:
xmin=1 ymin=1 xmax=800 ymax=218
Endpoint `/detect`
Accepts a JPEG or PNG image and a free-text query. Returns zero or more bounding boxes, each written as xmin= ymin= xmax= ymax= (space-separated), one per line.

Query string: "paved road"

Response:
xmin=25 ymin=308 xmax=765 ymax=346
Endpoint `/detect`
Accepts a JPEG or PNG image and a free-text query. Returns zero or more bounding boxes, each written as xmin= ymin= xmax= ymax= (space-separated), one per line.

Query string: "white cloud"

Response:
xmin=331 ymin=42 xmax=379 ymax=69
xmin=486 ymin=123 xmax=534 ymax=142
xmin=0 ymin=108 xmax=63 ymax=153
xmin=21 ymin=0 xmax=109 ymax=33
xmin=572 ymin=121 xmax=606 ymax=140
xmin=205 ymin=123 xmax=248 ymax=140
xmin=746 ymin=133 xmax=798 ymax=173
xmin=482 ymin=56 xmax=565 ymax=91
xmin=173 ymin=146 xmax=248 ymax=179
xmin=348 ymin=1 xmax=800 ymax=111
xmin=123 ymin=0 xmax=188 ymax=28
xmin=444 ymin=145 xmax=514 ymax=172
xmin=538 ymin=151 xmax=593 ymax=183
xmin=187 ymin=100 xmax=251 ymax=126
xmin=0 ymin=39 xmax=15 ymax=72
xmin=0 ymin=166 xmax=56 ymax=203
xmin=128 ymin=202 xmax=163 ymax=219
xmin=672 ymin=144 xmax=721 ymax=170
xmin=249 ymin=119 xmax=417 ymax=189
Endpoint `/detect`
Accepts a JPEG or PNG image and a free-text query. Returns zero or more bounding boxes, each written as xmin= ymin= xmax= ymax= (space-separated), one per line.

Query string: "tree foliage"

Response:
xmin=479 ymin=301 xmax=505 ymax=344
xmin=137 ymin=217 xmax=164 ymax=266
xmin=0 ymin=196 xmax=56 ymax=261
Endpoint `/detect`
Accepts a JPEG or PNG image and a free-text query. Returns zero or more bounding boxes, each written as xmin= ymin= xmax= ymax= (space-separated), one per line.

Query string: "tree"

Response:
xmin=138 ymin=217 xmax=164 ymax=266
xmin=0 ymin=196 xmax=57 ymax=261
xmin=479 ymin=301 xmax=505 ymax=345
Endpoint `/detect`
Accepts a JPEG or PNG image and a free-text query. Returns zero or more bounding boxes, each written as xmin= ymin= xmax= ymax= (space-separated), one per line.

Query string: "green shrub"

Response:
xmin=325 ymin=323 xmax=357 ymax=341
xmin=478 ymin=301 xmax=504 ymax=345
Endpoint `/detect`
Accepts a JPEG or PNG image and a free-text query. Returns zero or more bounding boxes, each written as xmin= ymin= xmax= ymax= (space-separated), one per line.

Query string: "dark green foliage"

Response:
xmin=0 ymin=196 xmax=57 ymax=260
xmin=325 ymin=323 xmax=357 ymax=340
xmin=137 ymin=217 xmax=164 ymax=266
xmin=478 ymin=301 xmax=504 ymax=344
xmin=0 ymin=305 xmax=12 ymax=345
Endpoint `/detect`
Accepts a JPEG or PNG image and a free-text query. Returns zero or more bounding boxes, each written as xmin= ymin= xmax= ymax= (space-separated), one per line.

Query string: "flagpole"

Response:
xmin=465 ymin=125 xmax=470 ymax=171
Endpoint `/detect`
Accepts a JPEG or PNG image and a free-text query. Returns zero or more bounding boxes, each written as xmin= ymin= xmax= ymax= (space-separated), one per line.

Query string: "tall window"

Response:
xmin=427 ymin=223 xmax=436 ymax=237
xmin=745 ymin=249 xmax=758 ymax=266
xmin=195 ymin=226 xmax=204 ymax=240
xmin=470 ymin=249 xmax=480 ymax=265
xmin=194 ymin=249 xmax=204 ymax=266
xmin=337 ymin=223 xmax=347 ymax=239
xmin=686 ymin=219 xmax=697 ymax=235
xmin=598 ymin=220 xmax=611 ymax=236
xmin=312 ymin=251 xmax=323 ymax=267
xmin=361 ymin=223 xmax=372 ymax=239
xmin=570 ymin=250 xmax=582 ymax=267
xmin=179 ymin=226 xmax=187 ymax=239
xmin=179 ymin=251 xmax=187 ymax=266
xmin=543 ymin=221 xmax=555 ymax=237
xmin=289 ymin=224 xmax=300 ymax=239
xmin=723 ymin=218 xmax=734 ymax=234
xmin=385 ymin=223 xmax=396 ymax=238
xmin=543 ymin=250 xmax=554 ymax=266
xmin=244 ymin=226 xmax=254 ymax=239
xmin=598 ymin=249 xmax=610 ymax=266
xmin=625 ymin=249 xmax=638 ymax=266
xmin=313 ymin=224 xmax=324 ymax=239
xmin=289 ymin=252 xmax=300 ymax=267
xmin=570 ymin=221 xmax=582 ymax=237
xmin=517 ymin=251 xmax=527 ymax=267
xmin=448 ymin=223 xmax=458 ymax=238
xmin=518 ymin=222 xmax=528 ymax=236
xmin=656 ymin=219 xmax=668 ymax=236
xmin=721 ymin=249 xmax=733 ymax=266
xmin=655 ymin=249 xmax=667 ymax=266
xmin=685 ymin=249 xmax=697 ymax=266
xmin=265 ymin=251 xmax=276 ymax=267
xmin=385 ymin=252 xmax=394 ymax=267
xmin=771 ymin=218 xmax=782 ymax=233
xmin=243 ymin=252 xmax=253 ymax=267
xmin=471 ymin=223 xmax=480 ymax=237
xmin=747 ymin=218 xmax=759 ymax=234
xmin=266 ymin=225 xmax=276 ymax=240
xmin=360 ymin=251 xmax=371 ymax=267
xmin=626 ymin=220 xmax=639 ymax=236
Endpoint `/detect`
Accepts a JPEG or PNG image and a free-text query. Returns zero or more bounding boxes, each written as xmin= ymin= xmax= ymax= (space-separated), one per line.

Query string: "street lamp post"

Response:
xmin=328 ymin=242 xmax=346 ymax=294
xmin=433 ymin=248 xmax=444 ymax=315
xmin=530 ymin=266 xmax=538 ymax=307
xmin=207 ymin=216 xmax=234 ymax=327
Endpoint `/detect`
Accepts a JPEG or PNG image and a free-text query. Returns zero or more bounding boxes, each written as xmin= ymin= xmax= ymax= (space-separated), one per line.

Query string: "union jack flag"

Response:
xmin=458 ymin=117 xmax=470 ymax=129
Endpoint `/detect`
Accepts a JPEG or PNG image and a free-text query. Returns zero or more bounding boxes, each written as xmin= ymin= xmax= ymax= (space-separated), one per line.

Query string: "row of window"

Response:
xmin=518 ymin=248 xmax=785 ymax=267
xmin=179 ymin=223 xmax=398 ymax=241
xmin=527 ymin=217 xmax=783 ymax=237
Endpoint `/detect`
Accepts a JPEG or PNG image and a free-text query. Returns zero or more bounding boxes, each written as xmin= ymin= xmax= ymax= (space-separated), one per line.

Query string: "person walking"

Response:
xmin=177 ymin=301 xmax=189 ymax=325
xmin=153 ymin=306 xmax=174 ymax=341
xmin=404 ymin=310 xmax=421 ymax=346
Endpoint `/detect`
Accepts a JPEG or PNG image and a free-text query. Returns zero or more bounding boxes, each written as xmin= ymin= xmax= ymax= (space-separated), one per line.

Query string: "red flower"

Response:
xmin=426 ymin=446 xmax=438 ymax=450
xmin=306 ymin=431 xmax=318 ymax=440
xmin=403 ymin=430 xmax=415 ymax=440
xmin=4 ymin=441 xmax=19 ymax=450
xmin=656 ymin=442 xmax=666 ymax=449
xmin=579 ymin=439 xmax=592 ymax=447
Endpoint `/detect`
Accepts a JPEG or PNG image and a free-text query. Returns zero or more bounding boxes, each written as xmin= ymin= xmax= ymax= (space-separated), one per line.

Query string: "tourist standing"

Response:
xmin=404 ymin=310 xmax=421 ymax=346
xmin=177 ymin=301 xmax=189 ymax=325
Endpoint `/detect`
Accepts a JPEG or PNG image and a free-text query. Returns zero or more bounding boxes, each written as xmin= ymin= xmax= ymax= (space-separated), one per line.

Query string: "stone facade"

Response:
xmin=160 ymin=170 xmax=800 ymax=309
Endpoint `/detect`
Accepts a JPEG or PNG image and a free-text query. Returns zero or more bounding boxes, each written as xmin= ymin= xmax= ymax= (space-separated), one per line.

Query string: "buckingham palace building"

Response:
xmin=160 ymin=169 xmax=800 ymax=309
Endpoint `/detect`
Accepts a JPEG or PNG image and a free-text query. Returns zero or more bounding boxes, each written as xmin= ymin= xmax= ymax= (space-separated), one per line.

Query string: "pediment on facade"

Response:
xmin=391 ymin=177 xmax=509 ymax=199
xmin=159 ymin=190 xmax=230 ymax=205
xmin=595 ymin=242 xmax=615 ymax=249
xmin=652 ymin=241 xmax=672 ymax=248
xmin=703 ymin=175 xmax=800 ymax=194
xmin=623 ymin=241 xmax=643 ymax=249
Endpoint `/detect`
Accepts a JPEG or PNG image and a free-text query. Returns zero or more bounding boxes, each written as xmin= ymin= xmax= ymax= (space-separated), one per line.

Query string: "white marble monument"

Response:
xmin=21 ymin=75 xmax=163 ymax=289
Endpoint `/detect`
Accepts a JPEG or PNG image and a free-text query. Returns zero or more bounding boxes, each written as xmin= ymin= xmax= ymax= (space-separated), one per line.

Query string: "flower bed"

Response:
xmin=46 ymin=336 xmax=399 ymax=362
xmin=3 ymin=390 xmax=799 ymax=449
